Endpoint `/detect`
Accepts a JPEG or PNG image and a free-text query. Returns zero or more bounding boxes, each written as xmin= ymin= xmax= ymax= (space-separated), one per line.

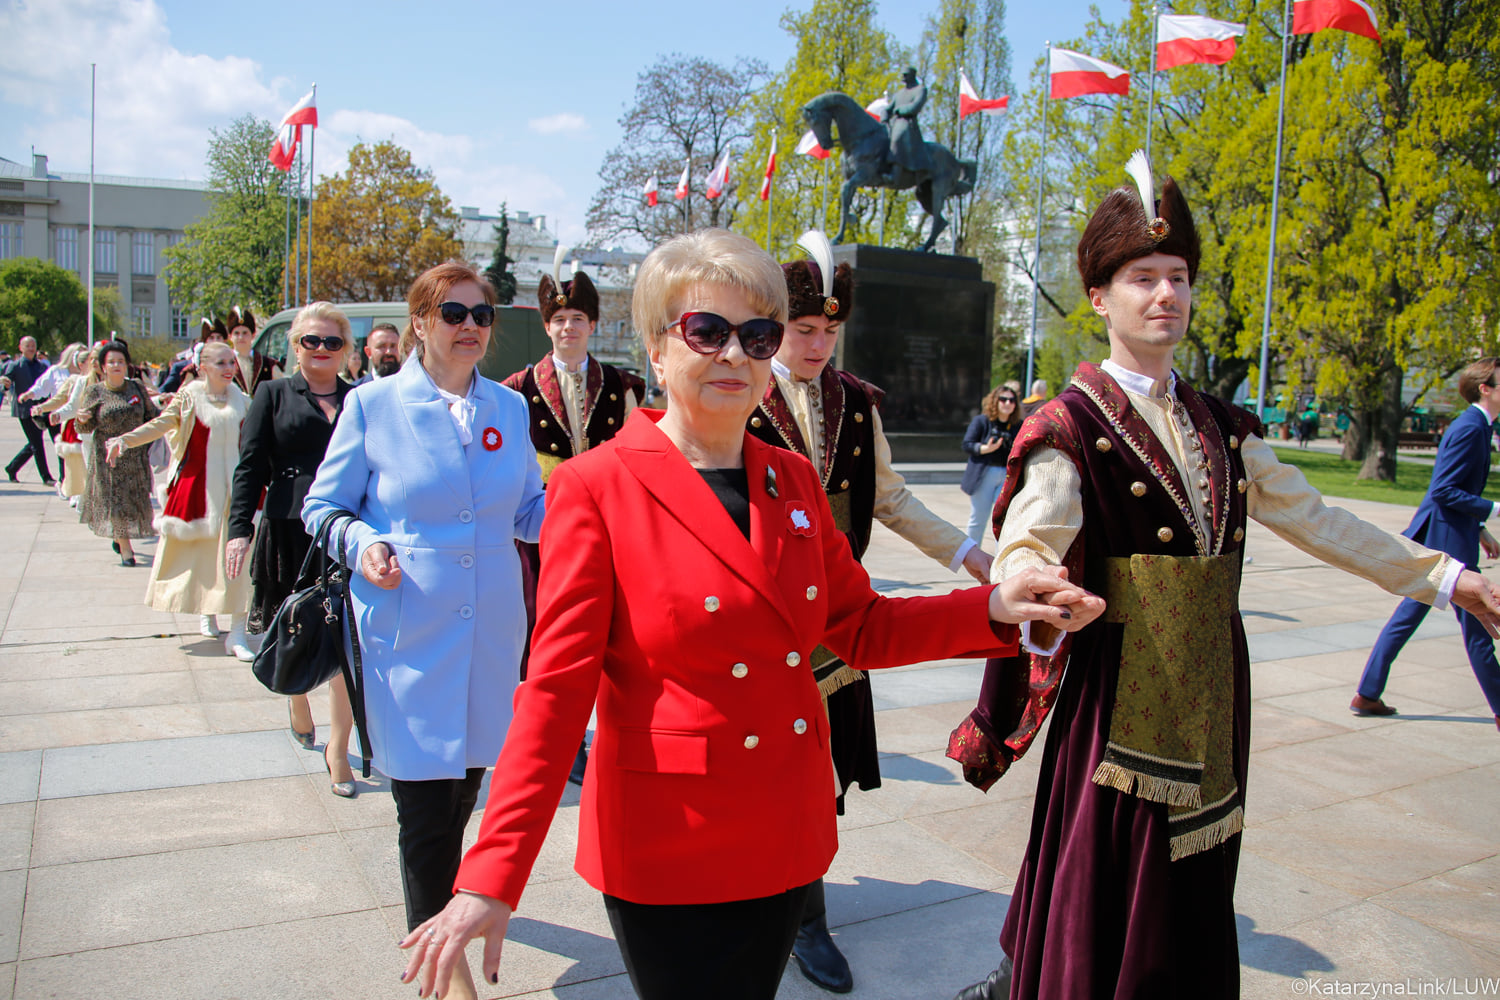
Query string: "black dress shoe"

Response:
xmin=5 ymin=470 xmax=16 ymax=483
xmin=567 ymin=740 xmax=588 ymax=785
xmin=41 ymin=478 xmax=55 ymax=487
xmin=951 ymin=957 xmax=1012 ymax=1000
xmin=793 ymin=916 xmax=853 ymax=993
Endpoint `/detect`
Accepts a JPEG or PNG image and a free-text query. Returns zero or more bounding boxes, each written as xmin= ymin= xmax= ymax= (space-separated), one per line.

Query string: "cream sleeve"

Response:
xmin=115 ymin=391 xmax=187 ymax=451
xmin=870 ymin=408 xmax=973 ymax=568
xmin=1242 ymin=434 xmax=1454 ymax=605
xmin=991 ymin=446 xmax=1084 ymax=584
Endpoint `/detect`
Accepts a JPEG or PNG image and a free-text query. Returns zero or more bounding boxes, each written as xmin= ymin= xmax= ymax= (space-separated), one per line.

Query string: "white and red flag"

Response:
xmin=795 ymin=130 xmax=830 ymax=160
xmin=758 ymin=139 xmax=777 ymax=201
xmin=1292 ymin=0 xmax=1380 ymax=41
xmin=268 ymin=88 xmax=318 ymax=172
xmin=1157 ymin=14 xmax=1247 ymax=69
xmin=674 ymin=160 xmax=690 ymax=200
xmin=865 ymin=96 xmax=890 ymax=120
xmin=644 ymin=175 xmax=659 ymax=207
xmin=959 ymin=70 xmax=1009 ymax=118
xmin=281 ymin=88 xmax=319 ymax=128
xmin=705 ymin=151 xmax=731 ymax=200
xmin=1050 ymin=48 xmax=1131 ymax=99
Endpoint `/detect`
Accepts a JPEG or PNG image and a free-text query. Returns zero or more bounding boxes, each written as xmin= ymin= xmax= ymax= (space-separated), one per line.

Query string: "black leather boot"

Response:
xmin=792 ymin=878 xmax=853 ymax=993
xmin=951 ymin=956 xmax=1013 ymax=1000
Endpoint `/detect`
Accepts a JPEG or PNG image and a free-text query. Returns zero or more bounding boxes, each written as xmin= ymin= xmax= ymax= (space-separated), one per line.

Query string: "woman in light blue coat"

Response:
xmin=303 ymin=261 xmax=544 ymax=1000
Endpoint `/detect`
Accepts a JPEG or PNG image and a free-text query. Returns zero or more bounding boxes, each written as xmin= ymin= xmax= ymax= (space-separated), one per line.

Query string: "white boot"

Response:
xmin=224 ymin=615 xmax=254 ymax=662
xmin=199 ymin=615 xmax=220 ymax=638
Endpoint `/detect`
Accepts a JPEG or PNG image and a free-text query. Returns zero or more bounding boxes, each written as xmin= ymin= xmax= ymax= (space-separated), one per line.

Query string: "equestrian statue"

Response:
xmin=802 ymin=68 xmax=978 ymax=254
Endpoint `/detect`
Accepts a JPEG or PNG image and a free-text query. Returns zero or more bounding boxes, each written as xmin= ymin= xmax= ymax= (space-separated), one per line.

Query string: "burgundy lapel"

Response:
xmin=582 ymin=355 xmax=603 ymax=432
xmin=818 ymin=367 xmax=845 ymax=486
xmin=533 ymin=352 xmax=571 ymax=436
xmin=757 ymin=380 xmax=808 ymax=457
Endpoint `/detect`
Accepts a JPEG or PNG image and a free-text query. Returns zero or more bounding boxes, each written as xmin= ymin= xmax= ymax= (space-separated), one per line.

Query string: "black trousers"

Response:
xmin=389 ymin=768 xmax=486 ymax=930
xmin=603 ymin=882 xmax=812 ymax=1000
xmin=7 ymin=415 xmax=52 ymax=482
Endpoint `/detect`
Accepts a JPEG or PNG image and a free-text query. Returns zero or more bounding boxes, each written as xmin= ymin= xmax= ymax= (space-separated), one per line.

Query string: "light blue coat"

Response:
xmin=303 ymin=357 xmax=546 ymax=781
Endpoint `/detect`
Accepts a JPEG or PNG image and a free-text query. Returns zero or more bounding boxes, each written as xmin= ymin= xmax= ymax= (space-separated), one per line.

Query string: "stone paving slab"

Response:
xmin=37 ymin=730 xmax=307 ymax=799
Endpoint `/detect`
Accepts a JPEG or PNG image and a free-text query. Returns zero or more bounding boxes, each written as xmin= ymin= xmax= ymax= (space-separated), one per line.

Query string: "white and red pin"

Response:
xmin=786 ymin=502 xmax=817 ymax=537
xmin=482 ymin=427 xmax=502 ymax=451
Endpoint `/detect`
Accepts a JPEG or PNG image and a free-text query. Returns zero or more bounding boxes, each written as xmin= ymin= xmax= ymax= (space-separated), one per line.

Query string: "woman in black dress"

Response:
xmin=224 ymin=302 xmax=358 ymax=797
xmin=74 ymin=340 xmax=158 ymax=566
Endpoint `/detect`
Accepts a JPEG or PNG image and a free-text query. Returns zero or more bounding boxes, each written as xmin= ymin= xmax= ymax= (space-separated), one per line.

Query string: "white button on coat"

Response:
xmin=731 ymin=663 xmax=749 ymax=678
xmin=806 ymin=586 xmax=818 ymax=600
xmin=793 ymin=718 xmax=808 ymax=734
xmin=786 ymin=652 xmax=801 ymax=667
xmin=704 ymin=596 xmax=720 ymax=612
xmin=743 ymin=735 xmax=759 ymax=749
xmin=458 ymin=509 xmax=474 ymax=523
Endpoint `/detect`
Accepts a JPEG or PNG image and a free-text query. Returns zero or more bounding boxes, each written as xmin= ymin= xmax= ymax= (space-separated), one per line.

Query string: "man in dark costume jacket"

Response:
xmin=502 ymin=258 xmax=644 ymax=781
xmin=945 ymin=155 xmax=1500 ymax=1000
xmin=748 ymin=230 xmax=990 ymax=994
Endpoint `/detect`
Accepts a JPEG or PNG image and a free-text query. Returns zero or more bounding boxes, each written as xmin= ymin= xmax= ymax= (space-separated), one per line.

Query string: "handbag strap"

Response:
xmin=333 ymin=514 xmax=374 ymax=778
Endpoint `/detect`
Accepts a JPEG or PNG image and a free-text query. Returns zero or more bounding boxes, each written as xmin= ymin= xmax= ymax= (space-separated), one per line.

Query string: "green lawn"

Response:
xmin=1268 ymin=444 xmax=1500 ymax=507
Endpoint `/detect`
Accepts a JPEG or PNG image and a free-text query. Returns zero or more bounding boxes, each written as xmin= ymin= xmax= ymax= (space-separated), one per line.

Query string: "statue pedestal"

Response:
xmin=830 ymin=244 xmax=995 ymax=462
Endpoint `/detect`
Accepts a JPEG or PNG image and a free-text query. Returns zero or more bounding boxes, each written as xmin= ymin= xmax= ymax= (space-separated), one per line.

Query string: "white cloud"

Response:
xmin=527 ymin=113 xmax=587 ymax=135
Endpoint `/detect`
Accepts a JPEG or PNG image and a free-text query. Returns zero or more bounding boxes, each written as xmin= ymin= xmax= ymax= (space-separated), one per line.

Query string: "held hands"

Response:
xmin=361 ymin=541 xmax=403 ymax=590
xmin=224 ymin=537 xmax=250 ymax=580
xmin=988 ymin=565 xmax=1104 ymax=632
xmin=399 ymin=892 xmax=513 ymax=998
xmin=1452 ymin=569 xmax=1500 ymax=638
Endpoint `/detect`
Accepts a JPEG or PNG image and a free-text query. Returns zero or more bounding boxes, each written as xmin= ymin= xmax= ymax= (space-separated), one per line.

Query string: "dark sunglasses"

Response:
xmin=668 ymin=311 xmax=784 ymax=361
xmin=438 ymin=302 xmax=497 ymax=328
xmin=299 ymin=335 xmax=345 ymax=351
xmin=997 ymin=396 xmax=1018 ymax=404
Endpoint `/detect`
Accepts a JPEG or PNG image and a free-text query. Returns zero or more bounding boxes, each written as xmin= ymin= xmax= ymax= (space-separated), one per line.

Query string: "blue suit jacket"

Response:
xmin=1405 ymin=404 xmax=1495 ymax=567
xmin=303 ymin=357 xmax=546 ymax=780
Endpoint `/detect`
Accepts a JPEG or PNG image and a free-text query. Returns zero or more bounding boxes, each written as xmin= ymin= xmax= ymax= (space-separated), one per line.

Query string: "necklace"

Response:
xmin=307 ymin=389 xmax=339 ymax=398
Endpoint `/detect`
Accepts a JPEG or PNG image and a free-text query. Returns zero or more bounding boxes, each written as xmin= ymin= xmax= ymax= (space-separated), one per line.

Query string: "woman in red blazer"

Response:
xmin=399 ymin=229 xmax=1104 ymax=1000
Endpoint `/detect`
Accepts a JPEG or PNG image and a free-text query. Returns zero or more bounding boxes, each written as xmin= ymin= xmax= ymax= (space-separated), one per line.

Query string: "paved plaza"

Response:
xmin=0 ymin=419 xmax=1496 ymax=999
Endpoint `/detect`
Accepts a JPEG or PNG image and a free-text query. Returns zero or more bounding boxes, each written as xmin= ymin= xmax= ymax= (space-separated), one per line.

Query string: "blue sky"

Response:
xmin=0 ymin=0 xmax=1114 ymax=246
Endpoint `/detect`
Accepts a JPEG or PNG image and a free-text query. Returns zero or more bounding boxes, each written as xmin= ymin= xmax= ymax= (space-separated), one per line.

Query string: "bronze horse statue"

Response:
xmin=802 ymin=92 xmax=977 ymax=253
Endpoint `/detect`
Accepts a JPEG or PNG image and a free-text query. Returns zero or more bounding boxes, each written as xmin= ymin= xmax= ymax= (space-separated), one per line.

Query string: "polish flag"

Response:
xmin=674 ymin=160 xmax=690 ymax=200
xmin=959 ymin=70 xmax=1009 ymax=118
xmin=1157 ymin=14 xmax=1247 ymax=69
xmin=280 ymin=88 xmax=319 ymax=128
xmin=1292 ymin=0 xmax=1381 ymax=41
xmin=758 ymin=140 xmax=777 ymax=201
xmin=269 ymin=122 xmax=299 ymax=172
xmin=866 ymin=96 xmax=890 ymax=120
xmin=644 ymin=175 xmax=659 ymax=207
xmin=1050 ymin=49 xmax=1131 ymax=99
xmin=705 ymin=151 xmax=731 ymax=200
xmin=795 ymin=130 xmax=830 ymax=160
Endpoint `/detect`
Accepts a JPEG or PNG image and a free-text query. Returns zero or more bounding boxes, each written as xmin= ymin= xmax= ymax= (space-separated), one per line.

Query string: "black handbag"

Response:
xmin=251 ymin=509 xmax=374 ymax=776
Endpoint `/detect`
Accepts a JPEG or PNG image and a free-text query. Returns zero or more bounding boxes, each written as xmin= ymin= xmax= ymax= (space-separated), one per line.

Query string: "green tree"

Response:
xmin=0 ymin=258 xmax=114 ymax=352
xmin=308 ymin=140 xmax=463 ymax=302
xmin=734 ymin=0 xmax=913 ymax=258
xmin=588 ymin=54 xmax=766 ymax=247
xmin=484 ymin=202 xmax=518 ymax=304
xmin=163 ymin=115 xmax=291 ymax=318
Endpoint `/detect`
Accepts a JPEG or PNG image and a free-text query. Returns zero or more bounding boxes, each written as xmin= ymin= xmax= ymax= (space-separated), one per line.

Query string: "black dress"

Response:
xmin=227 ymin=373 xmax=351 ymax=633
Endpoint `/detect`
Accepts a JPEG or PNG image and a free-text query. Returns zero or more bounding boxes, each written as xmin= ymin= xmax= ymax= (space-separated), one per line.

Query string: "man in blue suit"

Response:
xmin=1354 ymin=357 xmax=1500 ymax=729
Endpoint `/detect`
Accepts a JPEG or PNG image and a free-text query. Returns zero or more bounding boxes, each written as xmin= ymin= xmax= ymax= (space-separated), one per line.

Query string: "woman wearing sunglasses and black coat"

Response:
xmin=226 ymin=302 xmax=357 ymax=792
xmin=303 ymin=262 xmax=546 ymax=1000
xmin=961 ymin=385 xmax=1023 ymax=543
xmin=392 ymin=230 xmax=1105 ymax=1000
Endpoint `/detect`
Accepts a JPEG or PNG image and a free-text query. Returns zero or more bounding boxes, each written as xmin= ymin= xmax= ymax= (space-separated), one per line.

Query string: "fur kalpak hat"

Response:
xmin=784 ymin=229 xmax=852 ymax=322
xmin=1077 ymin=149 xmax=1200 ymax=293
xmin=198 ymin=316 xmax=228 ymax=342
xmin=537 ymin=244 xmax=600 ymax=324
xmin=225 ymin=305 xmax=256 ymax=333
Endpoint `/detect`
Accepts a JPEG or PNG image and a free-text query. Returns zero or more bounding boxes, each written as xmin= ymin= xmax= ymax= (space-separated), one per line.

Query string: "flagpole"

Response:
xmin=1146 ymin=8 xmax=1160 ymax=162
xmin=304 ymin=86 xmax=316 ymax=305
xmin=956 ymin=67 xmax=967 ymax=251
xmin=282 ymin=165 xmax=293 ymax=309
xmin=293 ymin=136 xmax=304 ymax=307
xmin=86 ymin=63 xmax=95 ymax=345
xmin=1025 ymin=44 xmax=1052 ymax=391
xmin=765 ymin=131 xmax=776 ymax=252
xmin=1255 ymin=0 xmax=1292 ymax=418
xmin=821 ymin=156 xmax=830 ymax=232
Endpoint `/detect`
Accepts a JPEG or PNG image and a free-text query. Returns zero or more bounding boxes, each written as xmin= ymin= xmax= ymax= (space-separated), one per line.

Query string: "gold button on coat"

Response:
xmin=607 ymin=417 xmax=615 ymax=425
xmin=532 ymin=395 xmax=541 ymax=403
xmin=793 ymin=719 xmax=808 ymax=735
xmin=744 ymin=735 xmax=759 ymax=749
xmin=1157 ymin=527 xmax=1174 ymax=543
xmin=786 ymin=651 xmax=801 ymax=667
xmin=539 ymin=419 xmax=548 ymax=428
xmin=610 ymin=393 xmax=618 ymax=401
xmin=1233 ymin=527 xmax=1245 ymax=542
xmin=550 ymin=443 xmax=559 ymax=451
xmin=1095 ymin=437 xmax=1112 ymax=452
xmin=751 ymin=416 xmax=763 ymax=428
xmin=854 ymin=413 xmax=864 ymax=423
xmin=1130 ymin=481 xmax=1147 ymax=497
xmin=1237 ymin=478 xmax=1248 ymax=494
xmin=806 ymin=586 xmax=818 ymax=600
xmin=840 ymin=479 xmax=849 ymax=489
xmin=704 ymin=596 xmax=720 ymax=612
xmin=852 ymin=446 xmax=861 ymax=456
xmin=1197 ymin=478 xmax=1209 ymax=491
xmin=1229 ymin=435 xmax=1240 ymax=449
xmin=731 ymin=663 xmax=748 ymax=678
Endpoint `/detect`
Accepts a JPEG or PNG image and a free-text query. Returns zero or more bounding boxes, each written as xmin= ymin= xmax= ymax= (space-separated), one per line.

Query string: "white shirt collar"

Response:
xmin=1101 ymin=358 xmax=1177 ymax=400
xmin=552 ymin=353 xmax=590 ymax=376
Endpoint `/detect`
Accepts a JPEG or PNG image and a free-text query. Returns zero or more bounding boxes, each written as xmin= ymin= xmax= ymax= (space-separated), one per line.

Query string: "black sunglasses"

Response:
xmin=997 ymin=396 xmax=1018 ymax=404
xmin=667 ymin=312 xmax=784 ymax=361
xmin=438 ymin=302 xmax=497 ymax=328
xmin=299 ymin=335 xmax=345 ymax=351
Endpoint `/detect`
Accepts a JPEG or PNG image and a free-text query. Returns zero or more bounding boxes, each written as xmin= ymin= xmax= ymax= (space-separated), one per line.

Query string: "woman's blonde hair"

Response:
xmin=198 ymin=340 xmax=235 ymax=367
xmin=287 ymin=302 xmax=353 ymax=357
xmin=632 ymin=229 xmax=788 ymax=354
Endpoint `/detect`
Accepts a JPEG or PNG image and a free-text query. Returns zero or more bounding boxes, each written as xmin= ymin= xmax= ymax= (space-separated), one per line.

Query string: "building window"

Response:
xmin=55 ymin=228 xmax=78 ymax=271
xmin=131 ymin=231 xmax=155 ymax=275
xmin=0 ymin=222 xmax=23 ymax=259
xmin=170 ymin=306 xmax=190 ymax=340
xmin=94 ymin=229 xmax=117 ymax=273
xmin=132 ymin=305 xmax=153 ymax=339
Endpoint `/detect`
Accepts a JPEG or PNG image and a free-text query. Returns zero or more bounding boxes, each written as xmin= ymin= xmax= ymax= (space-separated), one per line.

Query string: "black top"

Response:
xmin=228 ymin=372 xmax=352 ymax=539
xmin=963 ymin=414 xmax=1017 ymax=468
xmin=3 ymin=356 xmax=48 ymax=417
xmin=698 ymin=468 xmax=750 ymax=540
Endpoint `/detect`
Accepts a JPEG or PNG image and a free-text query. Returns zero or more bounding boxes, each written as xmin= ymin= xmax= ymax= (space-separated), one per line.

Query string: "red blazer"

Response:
xmin=456 ymin=409 xmax=1017 ymax=908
